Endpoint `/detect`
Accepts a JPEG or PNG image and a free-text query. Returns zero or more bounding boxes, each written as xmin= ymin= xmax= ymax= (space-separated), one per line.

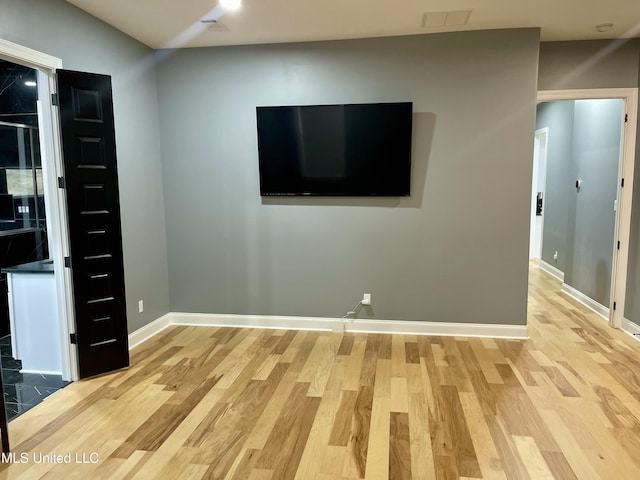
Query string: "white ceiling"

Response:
xmin=66 ymin=0 xmax=640 ymax=49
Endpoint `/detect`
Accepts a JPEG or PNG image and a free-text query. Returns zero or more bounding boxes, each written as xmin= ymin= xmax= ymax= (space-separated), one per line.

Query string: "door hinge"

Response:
xmin=625 ymin=113 xmax=628 ymax=123
xmin=64 ymin=256 xmax=72 ymax=268
xmin=621 ymin=178 xmax=625 ymax=188
xmin=618 ymin=241 xmax=621 ymax=250
xmin=58 ymin=176 xmax=65 ymax=189
xmin=51 ymin=93 xmax=59 ymax=106
xmin=613 ymin=301 xmax=617 ymax=311
xmin=70 ymin=333 xmax=77 ymax=344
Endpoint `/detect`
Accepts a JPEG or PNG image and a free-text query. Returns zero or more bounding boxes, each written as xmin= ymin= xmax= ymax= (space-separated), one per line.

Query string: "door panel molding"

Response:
xmin=57 ymin=70 xmax=129 ymax=378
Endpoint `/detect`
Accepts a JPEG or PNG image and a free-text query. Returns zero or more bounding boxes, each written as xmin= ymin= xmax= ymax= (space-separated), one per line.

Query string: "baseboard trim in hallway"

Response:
xmin=539 ymin=259 xmax=564 ymax=281
xmin=560 ymin=282 xmax=609 ymax=320
xmin=622 ymin=317 xmax=640 ymax=341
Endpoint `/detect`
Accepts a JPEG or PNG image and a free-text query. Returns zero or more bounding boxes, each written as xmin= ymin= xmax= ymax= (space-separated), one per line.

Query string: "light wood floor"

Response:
xmin=2 ymin=266 xmax=640 ymax=479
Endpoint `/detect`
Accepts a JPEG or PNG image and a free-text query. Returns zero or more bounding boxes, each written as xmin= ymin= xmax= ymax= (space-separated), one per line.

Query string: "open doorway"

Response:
xmin=530 ymin=89 xmax=638 ymax=329
xmin=0 ymin=59 xmax=71 ymax=421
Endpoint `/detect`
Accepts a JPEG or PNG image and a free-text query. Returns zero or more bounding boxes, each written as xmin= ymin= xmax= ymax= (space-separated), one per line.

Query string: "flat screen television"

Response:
xmin=256 ymin=102 xmax=413 ymax=196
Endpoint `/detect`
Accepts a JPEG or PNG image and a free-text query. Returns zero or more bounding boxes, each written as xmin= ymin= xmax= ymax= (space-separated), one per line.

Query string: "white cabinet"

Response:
xmin=5 ymin=260 xmax=61 ymax=375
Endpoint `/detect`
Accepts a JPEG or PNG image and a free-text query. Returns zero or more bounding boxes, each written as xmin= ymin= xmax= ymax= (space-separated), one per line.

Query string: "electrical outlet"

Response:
xmin=553 ymin=251 xmax=558 ymax=261
xmin=362 ymin=293 xmax=371 ymax=306
xmin=138 ymin=300 xmax=144 ymax=313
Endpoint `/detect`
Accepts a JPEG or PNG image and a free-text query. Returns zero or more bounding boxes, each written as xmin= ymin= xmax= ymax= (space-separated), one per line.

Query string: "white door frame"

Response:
xmin=538 ymin=88 xmax=638 ymax=329
xmin=530 ymin=127 xmax=548 ymax=259
xmin=0 ymin=38 xmax=78 ymax=380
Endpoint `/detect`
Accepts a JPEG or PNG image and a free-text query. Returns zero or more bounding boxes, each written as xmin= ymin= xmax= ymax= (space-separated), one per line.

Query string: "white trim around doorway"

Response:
xmin=537 ymin=88 xmax=638 ymax=330
xmin=0 ymin=38 xmax=77 ymax=381
xmin=530 ymin=127 xmax=548 ymax=259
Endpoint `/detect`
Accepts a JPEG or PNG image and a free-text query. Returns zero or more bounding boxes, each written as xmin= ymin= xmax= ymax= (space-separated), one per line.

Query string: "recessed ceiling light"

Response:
xmin=24 ymin=81 xmax=36 ymax=87
xmin=220 ymin=0 xmax=241 ymax=11
xmin=596 ymin=23 xmax=614 ymax=33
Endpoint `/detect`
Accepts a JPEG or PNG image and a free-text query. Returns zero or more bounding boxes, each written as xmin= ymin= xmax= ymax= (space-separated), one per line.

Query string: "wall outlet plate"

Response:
xmin=362 ymin=293 xmax=371 ymax=306
xmin=138 ymin=300 xmax=144 ymax=313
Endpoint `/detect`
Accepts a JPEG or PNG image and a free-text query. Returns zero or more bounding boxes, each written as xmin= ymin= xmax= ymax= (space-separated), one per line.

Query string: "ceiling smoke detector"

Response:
xmin=422 ymin=10 xmax=472 ymax=28
xmin=595 ymin=23 xmax=614 ymax=33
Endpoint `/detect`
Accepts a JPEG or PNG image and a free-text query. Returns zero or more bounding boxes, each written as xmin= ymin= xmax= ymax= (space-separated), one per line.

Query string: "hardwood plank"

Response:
xmin=243 ymin=367 xmax=298 ymax=450
xmin=294 ymin=355 xmax=348 ymax=479
xmin=484 ymin=415 xmax=531 ymax=480
xmin=305 ymin=335 xmax=341 ymax=397
xmin=511 ymin=435 xmax=555 ymax=479
xmin=390 ymin=377 xmax=409 ymax=413
xmin=406 ymin=389 xmax=436 ymax=480
xmin=391 ymin=335 xmax=407 ymax=378
xmin=389 ymin=412 xmax=412 ymax=480
xmin=433 ymin=454 xmax=458 ymax=480
xmin=359 ymin=334 xmax=381 ymax=387
xmin=338 ymin=334 xmax=355 ymax=356
xmin=536 ymin=409 xmax=601 ymax=480
xmin=541 ymin=366 xmax=580 ymax=397
xmin=125 ymin=375 xmax=222 ymax=451
xmin=252 ymin=354 xmax=281 ymax=381
xmin=457 ymin=391 xmax=506 ymax=480
xmin=364 ymin=396 xmax=390 ymax=480
xmin=254 ymin=382 xmax=320 ymax=477
xmin=342 ymin=335 xmax=368 ymax=391
xmin=343 ymin=385 xmax=374 ymax=478
xmin=329 ymin=390 xmax=358 ymax=446
xmin=440 ymin=385 xmax=481 ymax=478
xmin=272 ymin=330 xmax=298 ymax=355
xmin=540 ymin=451 xmax=578 ymax=480
xmin=404 ymin=342 xmax=420 ymax=364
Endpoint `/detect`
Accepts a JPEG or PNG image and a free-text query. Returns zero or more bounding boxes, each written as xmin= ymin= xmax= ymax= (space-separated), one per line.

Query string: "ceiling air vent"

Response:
xmin=422 ymin=10 xmax=472 ymax=28
xmin=200 ymin=18 xmax=229 ymax=32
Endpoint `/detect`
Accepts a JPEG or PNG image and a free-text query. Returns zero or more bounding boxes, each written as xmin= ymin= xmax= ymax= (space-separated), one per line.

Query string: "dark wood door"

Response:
xmin=56 ymin=70 xmax=129 ymax=379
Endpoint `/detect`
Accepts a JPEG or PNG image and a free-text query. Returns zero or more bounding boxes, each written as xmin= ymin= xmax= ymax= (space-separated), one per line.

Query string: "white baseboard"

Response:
xmin=165 ymin=312 xmax=528 ymax=339
xmin=345 ymin=319 xmax=527 ymax=338
xmin=622 ymin=318 xmax=640 ymax=341
xmin=170 ymin=312 xmax=335 ymax=332
xmin=539 ymin=260 xmax=564 ymax=282
xmin=128 ymin=313 xmax=172 ymax=350
xmin=128 ymin=312 xmax=529 ymax=350
xmin=560 ymin=283 xmax=609 ymax=320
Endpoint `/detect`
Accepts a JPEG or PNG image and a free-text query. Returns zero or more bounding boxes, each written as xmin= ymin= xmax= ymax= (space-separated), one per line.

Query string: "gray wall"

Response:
xmin=568 ymin=99 xmax=623 ymax=306
xmin=538 ymin=39 xmax=640 ymax=90
xmin=536 ymin=101 xmax=575 ymax=272
xmin=156 ymin=29 xmax=540 ymax=325
xmin=0 ymin=0 xmax=170 ymax=332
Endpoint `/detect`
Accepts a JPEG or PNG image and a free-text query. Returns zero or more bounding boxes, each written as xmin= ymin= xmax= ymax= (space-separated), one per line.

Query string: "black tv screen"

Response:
xmin=256 ymin=102 xmax=412 ymax=196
